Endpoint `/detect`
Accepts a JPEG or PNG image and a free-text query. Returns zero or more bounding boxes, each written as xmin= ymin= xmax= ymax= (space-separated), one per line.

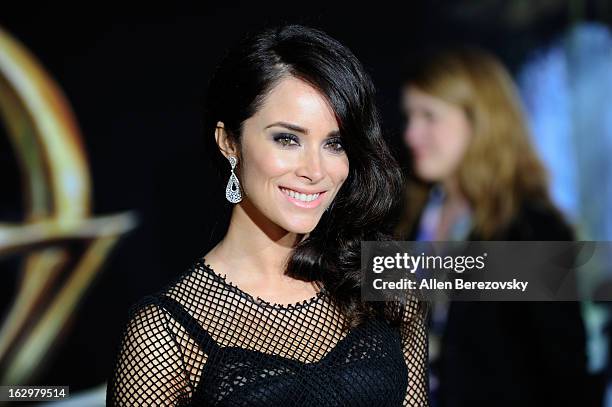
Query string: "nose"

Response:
xmin=404 ymin=120 xmax=424 ymax=148
xmin=296 ymin=148 xmax=325 ymax=183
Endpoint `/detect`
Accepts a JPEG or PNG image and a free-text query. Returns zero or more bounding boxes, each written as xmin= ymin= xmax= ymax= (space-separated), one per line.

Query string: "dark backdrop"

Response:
xmin=1 ymin=0 xmax=608 ymax=391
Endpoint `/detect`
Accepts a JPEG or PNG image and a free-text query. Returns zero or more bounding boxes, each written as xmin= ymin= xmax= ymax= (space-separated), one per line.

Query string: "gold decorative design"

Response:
xmin=0 ymin=24 xmax=137 ymax=390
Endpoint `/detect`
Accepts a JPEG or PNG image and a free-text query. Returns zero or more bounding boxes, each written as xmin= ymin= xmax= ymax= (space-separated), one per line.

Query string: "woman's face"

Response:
xmin=401 ymin=86 xmax=472 ymax=182
xmin=237 ymin=76 xmax=349 ymax=234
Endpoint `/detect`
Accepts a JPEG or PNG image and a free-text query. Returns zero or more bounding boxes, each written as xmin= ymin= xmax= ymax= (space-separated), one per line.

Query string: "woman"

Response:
xmin=106 ymin=25 xmax=430 ymax=406
xmin=396 ymin=47 xmax=593 ymax=407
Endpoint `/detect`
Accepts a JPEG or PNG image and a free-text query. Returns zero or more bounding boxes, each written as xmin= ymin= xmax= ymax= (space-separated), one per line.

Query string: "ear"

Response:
xmin=215 ymin=121 xmax=239 ymax=159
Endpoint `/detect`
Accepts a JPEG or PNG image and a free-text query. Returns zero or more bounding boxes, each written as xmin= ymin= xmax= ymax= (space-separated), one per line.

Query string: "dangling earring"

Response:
xmin=225 ymin=155 xmax=242 ymax=203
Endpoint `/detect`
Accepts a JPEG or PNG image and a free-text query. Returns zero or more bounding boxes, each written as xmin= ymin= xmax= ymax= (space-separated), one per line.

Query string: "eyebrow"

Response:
xmin=265 ymin=121 xmax=341 ymax=138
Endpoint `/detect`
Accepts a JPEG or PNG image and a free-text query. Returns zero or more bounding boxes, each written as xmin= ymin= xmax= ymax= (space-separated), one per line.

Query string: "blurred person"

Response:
xmin=396 ymin=47 xmax=594 ymax=407
xmin=106 ymin=25 xmax=430 ymax=406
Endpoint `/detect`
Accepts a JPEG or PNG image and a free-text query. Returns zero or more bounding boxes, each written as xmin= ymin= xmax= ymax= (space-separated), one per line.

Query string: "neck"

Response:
xmin=432 ymin=176 xmax=472 ymax=240
xmin=211 ymin=197 xmax=302 ymax=281
xmin=441 ymin=176 xmax=467 ymax=207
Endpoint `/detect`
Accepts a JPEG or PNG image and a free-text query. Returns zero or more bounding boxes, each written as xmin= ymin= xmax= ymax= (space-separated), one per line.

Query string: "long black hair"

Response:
xmin=202 ymin=24 xmax=407 ymax=331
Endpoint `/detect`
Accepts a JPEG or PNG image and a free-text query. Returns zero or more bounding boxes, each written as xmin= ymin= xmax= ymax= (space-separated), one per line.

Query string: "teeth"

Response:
xmin=281 ymin=188 xmax=321 ymax=202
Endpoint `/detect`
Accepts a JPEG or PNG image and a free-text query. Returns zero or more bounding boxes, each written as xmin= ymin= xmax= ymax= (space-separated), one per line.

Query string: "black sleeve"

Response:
xmin=106 ymin=296 xmax=193 ymax=406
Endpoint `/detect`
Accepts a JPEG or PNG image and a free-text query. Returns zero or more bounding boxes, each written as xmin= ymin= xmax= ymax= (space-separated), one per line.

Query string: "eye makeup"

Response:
xmin=270 ymin=131 xmax=345 ymax=153
xmin=325 ymin=137 xmax=344 ymax=153
xmin=272 ymin=133 xmax=300 ymax=147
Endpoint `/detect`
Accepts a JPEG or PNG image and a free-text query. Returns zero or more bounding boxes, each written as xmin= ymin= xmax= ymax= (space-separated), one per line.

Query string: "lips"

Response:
xmin=279 ymin=186 xmax=326 ymax=209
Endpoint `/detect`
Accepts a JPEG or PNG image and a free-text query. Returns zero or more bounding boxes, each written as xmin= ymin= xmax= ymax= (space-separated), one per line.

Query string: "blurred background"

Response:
xmin=1 ymin=1 xmax=611 ymax=405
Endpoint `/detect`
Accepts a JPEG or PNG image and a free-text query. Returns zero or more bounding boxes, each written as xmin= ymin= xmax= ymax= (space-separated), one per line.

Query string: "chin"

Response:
xmin=284 ymin=224 xmax=318 ymax=234
xmin=416 ymin=166 xmax=443 ymax=182
xmin=280 ymin=217 xmax=321 ymax=234
xmin=415 ymin=171 xmax=436 ymax=183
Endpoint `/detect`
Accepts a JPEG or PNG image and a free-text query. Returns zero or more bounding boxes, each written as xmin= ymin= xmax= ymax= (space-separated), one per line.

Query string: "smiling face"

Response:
xmin=401 ymin=86 xmax=472 ymax=182
xmin=222 ymin=76 xmax=349 ymax=234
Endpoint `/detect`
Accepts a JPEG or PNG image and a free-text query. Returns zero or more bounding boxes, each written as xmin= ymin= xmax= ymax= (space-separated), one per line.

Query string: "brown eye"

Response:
xmin=273 ymin=133 xmax=299 ymax=147
xmin=325 ymin=138 xmax=345 ymax=153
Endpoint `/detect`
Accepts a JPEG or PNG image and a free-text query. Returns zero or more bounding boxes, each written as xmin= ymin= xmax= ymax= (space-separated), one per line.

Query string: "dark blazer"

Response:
xmin=410 ymin=199 xmax=599 ymax=407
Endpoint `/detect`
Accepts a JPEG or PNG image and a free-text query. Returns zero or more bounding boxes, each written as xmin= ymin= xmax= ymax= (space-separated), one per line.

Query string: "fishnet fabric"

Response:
xmin=107 ymin=257 xmax=430 ymax=406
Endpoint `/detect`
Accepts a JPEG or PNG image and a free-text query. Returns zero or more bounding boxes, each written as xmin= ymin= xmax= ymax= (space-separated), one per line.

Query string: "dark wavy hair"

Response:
xmin=201 ymin=24 xmax=406 ymax=331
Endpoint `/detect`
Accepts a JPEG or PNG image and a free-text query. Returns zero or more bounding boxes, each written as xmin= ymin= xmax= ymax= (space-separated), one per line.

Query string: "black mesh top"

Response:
xmin=106 ymin=257 xmax=430 ymax=406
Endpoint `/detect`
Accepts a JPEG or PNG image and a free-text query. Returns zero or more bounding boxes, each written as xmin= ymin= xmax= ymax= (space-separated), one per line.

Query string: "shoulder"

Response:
xmin=493 ymin=199 xmax=575 ymax=241
xmin=155 ymin=257 xmax=223 ymax=322
xmin=124 ymin=257 xmax=217 ymax=329
xmin=121 ymin=295 xmax=172 ymax=345
xmin=159 ymin=257 xmax=208 ymax=293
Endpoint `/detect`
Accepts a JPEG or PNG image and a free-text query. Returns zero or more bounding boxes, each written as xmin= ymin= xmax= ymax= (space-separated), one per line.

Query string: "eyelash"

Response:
xmin=273 ymin=133 xmax=345 ymax=153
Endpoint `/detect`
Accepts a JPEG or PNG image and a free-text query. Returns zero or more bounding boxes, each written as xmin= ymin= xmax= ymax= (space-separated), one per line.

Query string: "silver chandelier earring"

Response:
xmin=225 ymin=155 xmax=242 ymax=203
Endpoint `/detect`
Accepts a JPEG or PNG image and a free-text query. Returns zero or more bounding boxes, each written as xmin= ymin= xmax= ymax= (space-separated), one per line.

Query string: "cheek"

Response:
xmin=241 ymin=150 xmax=291 ymax=187
xmin=442 ymin=136 xmax=467 ymax=163
xmin=431 ymin=123 xmax=470 ymax=164
xmin=448 ymin=124 xmax=472 ymax=163
xmin=327 ymin=155 xmax=349 ymax=184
